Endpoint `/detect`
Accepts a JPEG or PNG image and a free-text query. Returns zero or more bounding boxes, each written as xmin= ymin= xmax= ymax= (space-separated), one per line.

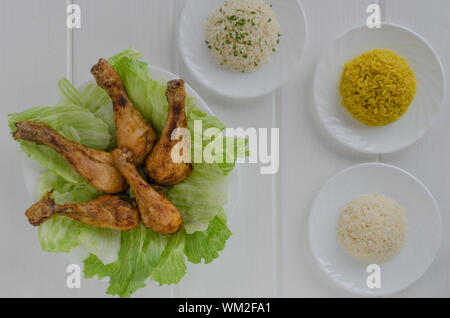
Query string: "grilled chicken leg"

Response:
xmin=13 ymin=121 xmax=127 ymax=194
xmin=91 ymin=58 xmax=156 ymax=165
xmin=145 ymin=79 xmax=192 ymax=186
xmin=26 ymin=191 xmax=140 ymax=230
xmin=112 ymin=148 xmax=183 ymax=234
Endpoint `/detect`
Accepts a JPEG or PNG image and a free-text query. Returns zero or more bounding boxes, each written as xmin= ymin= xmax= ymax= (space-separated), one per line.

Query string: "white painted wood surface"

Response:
xmin=0 ymin=0 xmax=448 ymax=297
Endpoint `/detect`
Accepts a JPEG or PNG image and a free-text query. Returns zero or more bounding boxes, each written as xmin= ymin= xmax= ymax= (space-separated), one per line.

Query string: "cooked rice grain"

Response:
xmin=205 ymin=0 xmax=280 ymax=73
xmin=336 ymin=193 xmax=407 ymax=264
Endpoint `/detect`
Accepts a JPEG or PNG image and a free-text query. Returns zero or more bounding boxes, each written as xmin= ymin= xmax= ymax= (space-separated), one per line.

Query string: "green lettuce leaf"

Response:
xmin=58 ymin=78 xmax=116 ymax=148
xmin=8 ymin=104 xmax=111 ymax=150
xmin=8 ymin=79 xmax=113 ymax=183
xmin=108 ymin=47 xmax=144 ymax=66
xmin=39 ymin=217 xmax=121 ymax=265
xmin=150 ymin=230 xmax=187 ymax=285
xmin=10 ymin=76 xmax=120 ymax=265
xmin=185 ymin=208 xmax=231 ymax=264
xmin=168 ymin=163 xmax=228 ymax=234
xmin=38 ymin=217 xmax=83 ymax=253
xmin=10 ymin=48 xmax=236 ymax=297
xmin=37 ymin=171 xmax=121 ymax=265
xmin=84 ymin=211 xmax=229 ymax=297
xmin=38 ymin=170 xmax=102 ymax=204
xmin=84 ymin=225 xmax=169 ymax=297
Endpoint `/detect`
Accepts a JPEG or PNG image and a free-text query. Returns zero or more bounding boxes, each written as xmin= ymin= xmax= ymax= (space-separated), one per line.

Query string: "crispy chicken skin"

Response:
xmin=112 ymin=148 xmax=183 ymax=234
xmin=145 ymin=79 xmax=192 ymax=186
xmin=91 ymin=58 xmax=156 ymax=165
xmin=13 ymin=121 xmax=127 ymax=194
xmin=26 ymin=191 xmax=140 ymax=230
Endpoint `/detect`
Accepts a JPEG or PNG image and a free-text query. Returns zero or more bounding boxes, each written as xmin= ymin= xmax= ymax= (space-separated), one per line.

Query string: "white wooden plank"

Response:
xmin=71 ymin=0 xmax=176 ymax=297
xmin=72 ymin=0 xmax=175 ymax=86
xmin=279 ymin=0 xmax=377 ymax=297
xmin=0 ymin=0 xmax=83 ymax=297
xmin=172 ymin=0 xmax=279 ymax=297
xmin=381 ymin=0 xmax=450 ymax=297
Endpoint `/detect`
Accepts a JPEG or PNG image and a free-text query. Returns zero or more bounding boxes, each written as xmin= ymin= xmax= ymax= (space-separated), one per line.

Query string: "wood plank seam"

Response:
xmin=66 ymin=0 xmax=73 ymax=82
xmin=170 ymin=0 xmax=180 ymax=299
xmin=377 ymin=0 xmax=385 ymax=164
xmin=272 ymin=89 xmax=282 ymax=296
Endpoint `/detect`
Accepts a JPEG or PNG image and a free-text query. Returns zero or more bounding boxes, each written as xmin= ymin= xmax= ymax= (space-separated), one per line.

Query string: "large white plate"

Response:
xmin=179 ymin=0 xmax=306 ymax=99
xmin=313 ymin=24 xmax=445 ymax=154
xmin=308 ymin=163 xmax=442 ymax=296
xmin=22 ymin=64 xmax=242 ymax=264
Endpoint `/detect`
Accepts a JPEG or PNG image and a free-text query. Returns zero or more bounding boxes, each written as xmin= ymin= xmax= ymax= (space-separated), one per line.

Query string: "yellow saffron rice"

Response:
xmin=339 ymin=49 xmax=416 ymax=126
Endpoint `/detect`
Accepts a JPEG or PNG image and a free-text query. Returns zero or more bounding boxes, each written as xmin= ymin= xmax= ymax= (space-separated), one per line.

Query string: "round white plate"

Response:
xmin=314 ymin=24 xmax=445 ymax=154
xmin=179 ymin=0 xmax=306 ymax=99
xmin=308 ymin=163 xmax=442 ymax=296
xmin=23 ymin=63 xmax=242 ymax=263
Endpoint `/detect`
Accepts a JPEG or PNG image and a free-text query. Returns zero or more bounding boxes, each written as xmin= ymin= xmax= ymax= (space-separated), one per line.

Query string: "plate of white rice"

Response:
xmin=179 ymin=0 xmax=306 ymax=99
xmin=308 ymin=163 xmax=441 ymax=296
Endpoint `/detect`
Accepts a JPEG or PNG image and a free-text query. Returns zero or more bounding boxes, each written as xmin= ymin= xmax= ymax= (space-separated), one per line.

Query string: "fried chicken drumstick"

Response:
xmin=26 ymin=191 xmax=140 ymax=230
xmin=112 ymin=148 xmax=183 ymax=234
xmin=13 ymin=121 xmax=127 ymax=194
xmin=145 ymin=79 xmax=192 ymax=186
xmin=91 ymin=58 xmax=157 ymax=166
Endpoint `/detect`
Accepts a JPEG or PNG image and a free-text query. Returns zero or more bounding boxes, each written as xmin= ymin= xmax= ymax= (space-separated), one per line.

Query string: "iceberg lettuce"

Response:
xmin=9 ymin=48 xmax=239 ymax=297
xmin=8 ymin=79 xmax=113 ymax=183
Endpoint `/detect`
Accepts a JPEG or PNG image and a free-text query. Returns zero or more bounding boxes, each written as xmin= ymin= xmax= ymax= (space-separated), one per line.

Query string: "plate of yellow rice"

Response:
xmin=313 ymin=24 xmax=445 ymax=154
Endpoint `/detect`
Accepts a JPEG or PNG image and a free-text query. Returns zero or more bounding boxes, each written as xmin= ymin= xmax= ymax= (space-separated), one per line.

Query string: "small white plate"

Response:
xmin=308 ymin=163 xmax=442 ymax=296
xmin=314 ymin=24 xmax=445 ymax=154
xmin=179 ymin=0 xmax=306 ymax=99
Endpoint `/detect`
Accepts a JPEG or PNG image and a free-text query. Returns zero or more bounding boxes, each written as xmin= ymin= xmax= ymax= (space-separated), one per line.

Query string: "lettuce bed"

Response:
xmin=8 ymin=48 xmax=238 ymax=297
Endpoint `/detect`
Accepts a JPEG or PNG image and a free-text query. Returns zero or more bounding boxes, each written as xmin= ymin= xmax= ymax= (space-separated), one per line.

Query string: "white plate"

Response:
xmin=314 ymin=24 xmax=445 ymax=154
xmin=308 ymin=163 xmax=442 ymax=296
xmin=179 ymin=0 xmax=306 ymax=99
xmin=22 ymin=64 xmax=242 ymax=264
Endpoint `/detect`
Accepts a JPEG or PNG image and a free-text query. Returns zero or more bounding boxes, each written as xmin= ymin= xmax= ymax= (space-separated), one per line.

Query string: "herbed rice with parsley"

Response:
xmin=205 ymin=0 xmax=280 ymax=73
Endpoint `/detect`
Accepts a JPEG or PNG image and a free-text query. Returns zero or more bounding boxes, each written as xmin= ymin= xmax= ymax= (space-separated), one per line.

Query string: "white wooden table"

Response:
xmin=0 ymin=0 xmax=449 ymax=297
